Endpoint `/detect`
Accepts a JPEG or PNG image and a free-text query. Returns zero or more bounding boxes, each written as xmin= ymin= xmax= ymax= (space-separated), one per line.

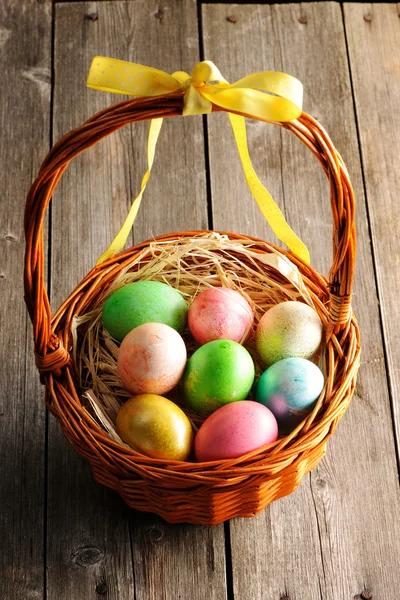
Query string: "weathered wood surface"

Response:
xmin=0 ymin=1 xmax=51 ymax=599
xmin=203 ymin=3 xmax=400 ymax=599
xmin=2 ymin=1 xmax=400 ymax=599
xmin=48 ymin=2 xmax=225 ymax=600
xmin=344 ymin=0 xmax=400 ymax=469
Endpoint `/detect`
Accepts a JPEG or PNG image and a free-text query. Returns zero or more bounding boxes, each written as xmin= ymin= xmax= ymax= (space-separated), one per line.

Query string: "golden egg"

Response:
xmin=116 ymin=394 xmax=193 ymax=461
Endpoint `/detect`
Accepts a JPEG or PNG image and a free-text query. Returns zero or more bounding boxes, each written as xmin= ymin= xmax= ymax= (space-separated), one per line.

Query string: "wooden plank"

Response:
xmin=344 ymin=1 xmax=400 ymax=472
xmin=48 ymin=7 xmax=136 ymax=597
xmin=49 ymin=2 xmax=225 ymax=599
xmin=0 ymin=1 xmax=51 ymax=599
xmin=203 ymin=2 xmax=400 ymax=599
xmin=130 ymin=513 xmax=227 ymax=600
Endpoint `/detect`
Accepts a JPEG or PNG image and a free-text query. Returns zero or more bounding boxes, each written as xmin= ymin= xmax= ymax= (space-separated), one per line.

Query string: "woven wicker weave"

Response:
xmin=24 ymin=92 xmax=360 ymax=525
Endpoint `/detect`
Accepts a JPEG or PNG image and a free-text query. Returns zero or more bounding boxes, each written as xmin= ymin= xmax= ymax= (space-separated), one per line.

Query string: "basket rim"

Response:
xmin=46 ymin=231 xmax=360 ymax=483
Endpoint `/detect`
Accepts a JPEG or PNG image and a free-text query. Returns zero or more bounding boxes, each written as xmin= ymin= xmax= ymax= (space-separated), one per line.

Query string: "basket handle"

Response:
xmin=24 ymin=94 xmax=355 ymax=376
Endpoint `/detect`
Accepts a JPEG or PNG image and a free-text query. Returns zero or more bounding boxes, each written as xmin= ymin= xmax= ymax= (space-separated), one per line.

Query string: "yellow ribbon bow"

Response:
xmin=87 ymin=57 xmax=310 ymax=265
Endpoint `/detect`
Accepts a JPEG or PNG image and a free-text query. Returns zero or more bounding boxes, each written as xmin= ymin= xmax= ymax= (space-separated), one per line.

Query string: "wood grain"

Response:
xmin=344 ymin=1 xmax=400 ymax=469
xmin=130 ymin=513 xmax=227 ymax=600
xmin=0 ymin=2 xmax=51 ymax=599
xmin=49 ymin=2 xmax=224 ymax=599
xmin=203 ymin=2 xmax=400 ymax=599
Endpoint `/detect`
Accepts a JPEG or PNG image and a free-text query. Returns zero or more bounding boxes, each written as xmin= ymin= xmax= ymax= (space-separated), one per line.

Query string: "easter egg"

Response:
xmin=194 ymin=400 xmax=278 ymax=462
xmin=102 ymin=281 xmax=188 ymax=342
xmin=254 ymin=357 xmax=325 ymax=431
xmin=256 ymin=301 xmax=323 ymax=366
xmin=118 ymin=322 xmax=187 ymax=395
xmin=116 ymin=394 xmax=193 ymax=461
xmin=188 ymin=287 xmax=254 ymax=345
xmin=182 ymin=340 xmax=255 ymax=415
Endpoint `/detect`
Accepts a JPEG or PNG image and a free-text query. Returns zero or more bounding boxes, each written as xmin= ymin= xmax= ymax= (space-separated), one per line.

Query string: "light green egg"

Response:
xmin=182 ymin=340 xmax=255 ymax=415
xmin=102 ymin=281 xmax=188 ymax=342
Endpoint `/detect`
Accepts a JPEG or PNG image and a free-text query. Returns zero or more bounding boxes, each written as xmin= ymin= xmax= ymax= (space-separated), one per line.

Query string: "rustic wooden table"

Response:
xmin=2 ymin=1 xmax=400 ymax=598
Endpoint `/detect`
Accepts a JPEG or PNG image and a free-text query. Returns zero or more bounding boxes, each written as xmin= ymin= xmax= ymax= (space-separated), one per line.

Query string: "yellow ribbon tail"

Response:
xmin=228 ymin=113 xmax=310 ymax=265
xmin=96 ymin=117 xmax=164 ymax=266
xmin=88 ymin=58 xmax=309 ymax=265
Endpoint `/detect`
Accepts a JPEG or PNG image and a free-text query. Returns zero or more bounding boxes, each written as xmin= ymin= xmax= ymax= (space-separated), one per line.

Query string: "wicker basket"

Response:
xmin=24 ymin=92 xmax=360 ymax=525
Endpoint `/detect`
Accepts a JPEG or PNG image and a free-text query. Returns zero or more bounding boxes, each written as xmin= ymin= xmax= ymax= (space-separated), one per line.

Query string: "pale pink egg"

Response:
xmin=117 ymin=322 xmax=187 ymax=395
xmin=188 ymin=287 xmax=254 ymax=345
xmin=194 ymin=401 xmax=278 ymax=462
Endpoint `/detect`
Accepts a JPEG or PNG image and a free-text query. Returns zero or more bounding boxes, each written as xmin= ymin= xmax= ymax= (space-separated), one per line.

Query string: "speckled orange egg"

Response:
xmin=116 ymin=394 xmax=194 ymax=461
xmin=117 ymin=322 xmax=187 ymax=395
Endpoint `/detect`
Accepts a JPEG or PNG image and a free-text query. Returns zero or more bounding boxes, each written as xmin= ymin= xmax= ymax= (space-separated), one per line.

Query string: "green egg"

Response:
xmin=102 ymin=281 xmax=188 ymax=342
xmin=182 ymin=340 xmax=255 ymax=415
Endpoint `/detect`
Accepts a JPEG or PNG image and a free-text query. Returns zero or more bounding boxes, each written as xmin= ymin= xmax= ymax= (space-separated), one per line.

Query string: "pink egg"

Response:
xmin=117 ymin=322 xmax=187 ymax=395
xmin=194 ymin=401 xmax=278 ymax=462
xmin=188 ymin=287 xmax=254 ymax=345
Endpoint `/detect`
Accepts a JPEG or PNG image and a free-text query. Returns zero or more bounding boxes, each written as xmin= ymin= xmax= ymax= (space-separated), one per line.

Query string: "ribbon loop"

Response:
xmin=86 ymin=58 xmax=310 ymax=265
xmin=171 ymin=71 xmax=191 ymax=87
xmin=191 ymin=60 xmax=227 ymax=85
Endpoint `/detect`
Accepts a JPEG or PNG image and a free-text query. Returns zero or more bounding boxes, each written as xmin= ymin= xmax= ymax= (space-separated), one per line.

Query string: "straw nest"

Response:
xmin=72 ymin=231 xmax=327 ymax=448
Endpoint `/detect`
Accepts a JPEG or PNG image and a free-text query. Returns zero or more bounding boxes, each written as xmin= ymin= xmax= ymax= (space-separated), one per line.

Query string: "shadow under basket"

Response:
xmin=24 ymin=92 xmax=360 ymax=525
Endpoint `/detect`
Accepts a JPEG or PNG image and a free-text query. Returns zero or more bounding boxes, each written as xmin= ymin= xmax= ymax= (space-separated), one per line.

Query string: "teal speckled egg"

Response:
xmin=254 ymin=357 xmax=324 ymax=431
xmin=102 ymin=281 xmax=188 ymax=342
xmin=182 ymin=340 xmax=255 ymax=415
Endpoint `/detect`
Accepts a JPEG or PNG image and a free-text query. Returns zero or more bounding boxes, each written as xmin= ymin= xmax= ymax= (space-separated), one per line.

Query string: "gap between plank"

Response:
xmin=43 ymin=2 xmax=57 ymax=598
xmin=197 ymin=0 xmax=214 ymax=229
xmin=309 ymin=476 xmax=327 ymax=600
xmin=340 ymin=3 xmax=400 ymax=480
xmin=223 ymin=521 xmax=235 ymax=600
xmin=198 ymin=3 xmax=230 ymax=597
xmin=128 ymin=526 xmax=138 ymax=600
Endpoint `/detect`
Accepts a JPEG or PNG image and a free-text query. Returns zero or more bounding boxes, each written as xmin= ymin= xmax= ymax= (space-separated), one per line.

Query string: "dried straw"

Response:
xmin=72 ymin=232 xmax=325 ymax=439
